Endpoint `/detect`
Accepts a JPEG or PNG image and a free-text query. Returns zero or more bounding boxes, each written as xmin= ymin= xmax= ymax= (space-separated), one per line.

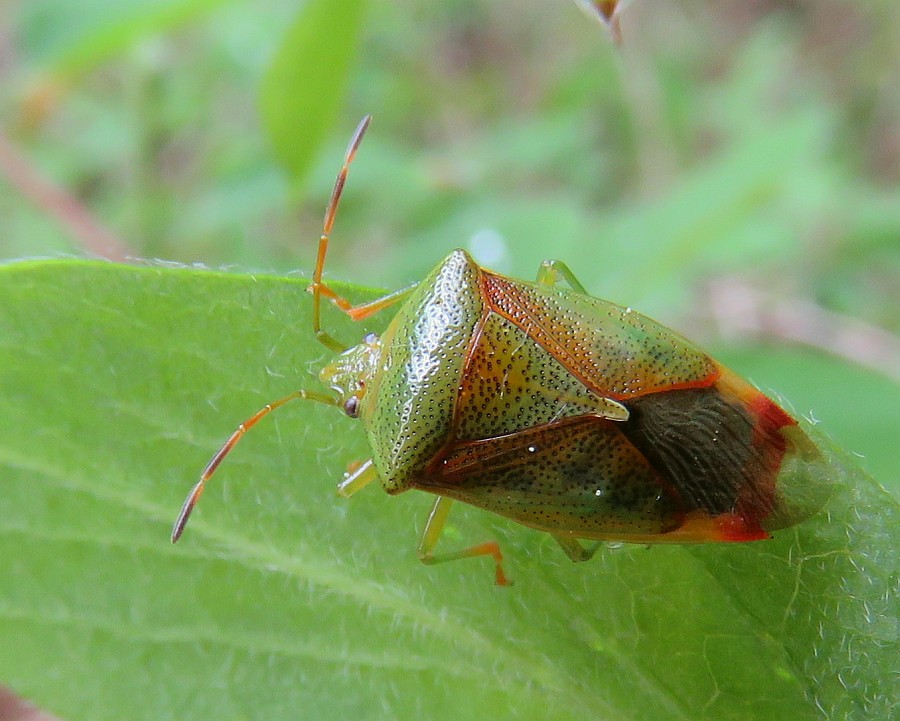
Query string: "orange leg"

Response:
xmin=311 ymin=282 xmax=417 ymax=351
xmin=417 ymin=496 xmax=511 ymax=586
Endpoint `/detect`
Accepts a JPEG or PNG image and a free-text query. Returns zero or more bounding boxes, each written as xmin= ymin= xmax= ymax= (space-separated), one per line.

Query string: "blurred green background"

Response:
xmin=0 ymin=0 xmax=898 ymax=493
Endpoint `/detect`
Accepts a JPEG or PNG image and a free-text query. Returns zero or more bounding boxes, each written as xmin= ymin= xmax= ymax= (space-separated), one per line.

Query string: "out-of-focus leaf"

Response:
xmin=18 ymin=0 xmax=238 ymax=89
xmin=259 ymin=0 xmax=367 ymax=181
xmin=0 ymin=259 xmax=895 ymax=721
xmin=587 ymin=113 xmax=831 ymax=307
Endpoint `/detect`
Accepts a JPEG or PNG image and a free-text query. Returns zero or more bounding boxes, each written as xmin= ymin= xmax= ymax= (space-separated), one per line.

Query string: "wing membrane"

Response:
xmin=421 ymin=415 xmax=683 ymax=537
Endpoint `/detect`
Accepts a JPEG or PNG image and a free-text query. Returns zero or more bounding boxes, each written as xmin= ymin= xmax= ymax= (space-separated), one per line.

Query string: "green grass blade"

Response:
xmin=259 ymin=0 xmax=367 ymax=181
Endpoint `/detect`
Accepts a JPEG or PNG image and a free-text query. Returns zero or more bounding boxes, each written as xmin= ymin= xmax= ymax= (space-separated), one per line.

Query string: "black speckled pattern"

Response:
xmin=422 ymin=416 xmax=682 ymax=536
xmin=362 ymin=250 xmax=485 ymax=493
xmin=455 ymin=312 xmax=619 ymax=441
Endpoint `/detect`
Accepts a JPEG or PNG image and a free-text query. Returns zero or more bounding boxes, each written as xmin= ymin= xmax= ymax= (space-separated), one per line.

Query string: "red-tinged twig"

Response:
xmin=0 ymin=686 xmax=61 ymax=721
xmin=0 ymin=130 xmax=132 ymax=262
xmin=703 ymin=277 xmax=900 ymax=384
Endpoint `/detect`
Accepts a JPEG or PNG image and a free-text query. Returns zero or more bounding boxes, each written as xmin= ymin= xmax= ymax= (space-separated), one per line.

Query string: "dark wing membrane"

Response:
xmin=419 ymin=415 xmax=684 ymax=537
xmin=620 ymin=386 xmax=783 ymax=523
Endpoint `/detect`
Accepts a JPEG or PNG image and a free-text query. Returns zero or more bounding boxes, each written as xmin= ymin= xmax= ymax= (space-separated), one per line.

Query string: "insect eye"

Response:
xmin=363 ymin=332 xmax=378 ymax=344
xmin=343 ymin=396 xmax=360 ymax=418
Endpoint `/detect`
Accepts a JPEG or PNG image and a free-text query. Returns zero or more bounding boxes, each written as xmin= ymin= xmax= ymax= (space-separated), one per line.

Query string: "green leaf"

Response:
xmin=0 ymin=260 xmax=895 ymax=721
xmin=259 ymin=0 xmax=367 ymax=181
xmin=583 ymin=112 xmax=833 ymax=309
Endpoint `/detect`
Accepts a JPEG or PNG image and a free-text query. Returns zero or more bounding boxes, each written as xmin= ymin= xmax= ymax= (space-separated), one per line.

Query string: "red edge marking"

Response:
xmin=479 ymin=272 xmax=720 ymax=401
xmin=728 ymin=386 xmax=799 ymax=536
xmin=713 ymin=512 xmax=771 ymax=542
xmin=749 ymin=392 xmax=797 ymax=430
xmin=636 ymin=511 xmax=770 ymax=542
xmin=746 ymin=391 xmax=794 ymax=478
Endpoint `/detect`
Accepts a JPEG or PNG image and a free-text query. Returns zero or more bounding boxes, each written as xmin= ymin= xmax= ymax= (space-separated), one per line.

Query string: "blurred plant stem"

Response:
xmin=701 ymin=278 xmax=900 ymax=383
xmin=0 ymin=131 xmax=130 ymax=261
xmin=0 ymin=687 xmax=58 ymax=721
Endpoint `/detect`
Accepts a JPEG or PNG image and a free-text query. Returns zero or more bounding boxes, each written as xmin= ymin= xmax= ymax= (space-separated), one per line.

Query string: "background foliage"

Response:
xmin=0 ymin=1 xmax=897 ymax=720
xmin=2 ymin=0 xmax=899 ymax=482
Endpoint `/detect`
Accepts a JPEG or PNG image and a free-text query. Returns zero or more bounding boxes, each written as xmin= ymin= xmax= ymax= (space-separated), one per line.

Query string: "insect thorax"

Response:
xmin=360 ymin=250 xmax=486 ymax=495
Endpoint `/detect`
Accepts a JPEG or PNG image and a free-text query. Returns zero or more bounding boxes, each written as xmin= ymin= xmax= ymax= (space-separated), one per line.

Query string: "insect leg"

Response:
xmin=551 ymin=534 xmax=602 ymax=563
xmin=417 ymin=496 xmax=511 ymax=586
xmin=171 ymin=389 xmax=339 ymax=543
xmin=337 ymin=458 xmax=378 ymax=498
xmin=535 ymin=260 xmax=588 ymax=294
xmin=315 ymin=282 xmax=417 ymax=325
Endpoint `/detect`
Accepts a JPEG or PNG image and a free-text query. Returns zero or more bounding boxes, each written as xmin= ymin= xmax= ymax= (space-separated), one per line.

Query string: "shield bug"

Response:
xmin=172 ymin=116 xmax=830 ymax=584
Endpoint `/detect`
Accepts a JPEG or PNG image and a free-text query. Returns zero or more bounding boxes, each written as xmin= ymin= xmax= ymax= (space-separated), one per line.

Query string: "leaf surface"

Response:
xmin=0 ymin=260 xmax=895 ymax=721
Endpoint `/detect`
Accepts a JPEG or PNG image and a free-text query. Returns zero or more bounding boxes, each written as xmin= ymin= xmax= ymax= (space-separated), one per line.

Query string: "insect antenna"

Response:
xmin=171 ymin=389 xmax=339 ymax=542
xmin=310 ymin=115 xmax=372 ymax=353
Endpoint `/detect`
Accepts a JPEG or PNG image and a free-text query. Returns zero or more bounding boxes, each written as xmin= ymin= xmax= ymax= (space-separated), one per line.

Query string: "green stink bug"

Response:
xmin=172 ymin=116 xmax=830 ymax=584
